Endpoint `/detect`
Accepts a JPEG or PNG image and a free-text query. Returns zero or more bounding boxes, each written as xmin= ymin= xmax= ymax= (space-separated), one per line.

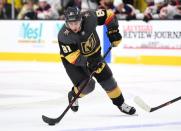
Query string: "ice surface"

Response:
xmin=0 ymin=61 xmax=180 ymax=131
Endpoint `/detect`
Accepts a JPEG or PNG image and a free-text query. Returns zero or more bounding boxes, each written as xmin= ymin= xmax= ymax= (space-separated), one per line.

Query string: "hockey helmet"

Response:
xmin=64 ymin=7 xmax=82 ymax=23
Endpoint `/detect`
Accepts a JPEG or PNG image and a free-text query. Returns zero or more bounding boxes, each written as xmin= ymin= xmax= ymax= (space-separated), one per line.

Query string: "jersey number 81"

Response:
xmin=61 ymin=45 xmax=72 ymax=53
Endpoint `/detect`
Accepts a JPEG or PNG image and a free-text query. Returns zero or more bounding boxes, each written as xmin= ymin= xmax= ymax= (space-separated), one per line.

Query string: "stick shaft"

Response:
xmin=150 ymin=96 xmax=181 ymax=112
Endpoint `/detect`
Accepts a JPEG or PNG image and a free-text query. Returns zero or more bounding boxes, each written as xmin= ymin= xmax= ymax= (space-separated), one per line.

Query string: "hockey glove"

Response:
xmin=87 ymin=53 xmax=105 ymax=74
xmin=107 ymin=27 xmax=122 ymax=47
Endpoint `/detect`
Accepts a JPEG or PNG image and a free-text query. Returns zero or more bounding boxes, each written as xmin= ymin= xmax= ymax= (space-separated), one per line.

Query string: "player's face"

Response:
xmin=67 ymin=21 xmax=81 ymax=33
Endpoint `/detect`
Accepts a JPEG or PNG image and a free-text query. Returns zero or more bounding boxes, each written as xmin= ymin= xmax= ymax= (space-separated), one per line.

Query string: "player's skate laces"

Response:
xmin=68 ymin=91 xmax=79 ymax=112
xmin=118 ymin=103 xmax=136 ymax=115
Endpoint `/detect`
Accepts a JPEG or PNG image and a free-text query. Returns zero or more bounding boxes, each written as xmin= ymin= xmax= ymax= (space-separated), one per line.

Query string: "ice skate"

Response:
xmin=118 ymin=102 xmax=136 ymax=115
xmin=68 ymin=91 xmax=79 ymax=112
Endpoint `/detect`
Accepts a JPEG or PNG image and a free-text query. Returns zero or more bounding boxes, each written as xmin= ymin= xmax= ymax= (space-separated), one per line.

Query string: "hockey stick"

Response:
xmin=134 ymin=96 xmax=181 ymax=112
xmin=42 ymin=46 xmax=112 ymax=125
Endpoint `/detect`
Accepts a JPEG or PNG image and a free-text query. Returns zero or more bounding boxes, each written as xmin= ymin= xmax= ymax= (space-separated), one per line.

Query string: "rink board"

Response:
xmin=0 ymin=20 xmax=181 ymax=65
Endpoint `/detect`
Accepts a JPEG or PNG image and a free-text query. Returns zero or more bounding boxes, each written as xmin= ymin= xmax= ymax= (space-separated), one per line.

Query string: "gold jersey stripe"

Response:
xmin=105 ymin=9 xmax=115 ymax=25
xmin=64 ymin=50 xmax=80 ymax=64
xmin=107 ymin=86 xmax=122 ymax=99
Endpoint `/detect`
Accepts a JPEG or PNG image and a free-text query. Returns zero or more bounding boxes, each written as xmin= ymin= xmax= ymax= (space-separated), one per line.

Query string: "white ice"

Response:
xmin=0 ymin=61 xmax=180 ymax=131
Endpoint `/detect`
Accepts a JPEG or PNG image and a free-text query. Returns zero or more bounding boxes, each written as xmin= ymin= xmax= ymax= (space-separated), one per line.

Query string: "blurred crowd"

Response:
xmin=0 ymin=0 xmax=181 ymax=20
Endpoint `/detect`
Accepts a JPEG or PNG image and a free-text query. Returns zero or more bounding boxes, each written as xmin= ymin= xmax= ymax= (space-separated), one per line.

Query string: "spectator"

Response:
xmin=7 ymin=0 xmax=23 ymax=11
xmin=74 ymin=0 xmax=82 ymax=9
xmin=174 ymin=5 xmax=181 ymax=19
xmin=114 ymin=0 xmax=136 ymax=20
xmin=81 ymin=0 xmax=99 ymax=11
xmin=143 ymin=0 xmax=167 ymax=21
xmin=145 ymin=0 xmax=154 ymax=6
xmin=36 ymin=0 xmax=59 ymax=19
xmin=62 ymin=0 xmax=81 ymax=9
xmin=175 ymin=0 xmax=181 ymax=5
xmin=48 ymin=0 xmax=82 ymax=19
xmin=0 ymin=0 xmax=6 ymax=19
xmin=134 ymin=0 xmax=148 ymax=13
xmin=46 ymin=0 xmax=63 ymax=19
xmin=123 ymin=0 xmax=134 ymax=5
xmin=0 ymin=0 xmax=18 ymax=19
xmin=98 ymin=0 xmax=114 ymax=9
xmin=17 ymin=0 xmax=38 ymax=19
xmin=159 ymin=1 xmax=177 ymax=19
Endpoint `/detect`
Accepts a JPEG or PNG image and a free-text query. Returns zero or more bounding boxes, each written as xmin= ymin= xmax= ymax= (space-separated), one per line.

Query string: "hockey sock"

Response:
xmin=106 ymin=86 xmax=124 ymax=106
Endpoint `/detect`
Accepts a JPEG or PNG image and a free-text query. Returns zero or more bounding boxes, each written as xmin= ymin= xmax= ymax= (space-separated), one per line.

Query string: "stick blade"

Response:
xmin=134 ymin=96 xmax=151 ymax=112
xmin=42 ymin=115 xmax=57 ymax=126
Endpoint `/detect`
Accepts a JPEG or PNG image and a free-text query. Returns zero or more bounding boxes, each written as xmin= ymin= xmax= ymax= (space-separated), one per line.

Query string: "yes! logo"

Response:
xmin=19 ymin=22 xmax=43 ymax=43
xmin=56 ymin=23 xmax=63 ymax=33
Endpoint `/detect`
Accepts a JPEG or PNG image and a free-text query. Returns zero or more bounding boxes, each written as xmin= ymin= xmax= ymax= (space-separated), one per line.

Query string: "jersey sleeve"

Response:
xmin=59 ymin=41 xmax=80 ymax=64
xmin=95 ymin=9 xmax=117 ymax=26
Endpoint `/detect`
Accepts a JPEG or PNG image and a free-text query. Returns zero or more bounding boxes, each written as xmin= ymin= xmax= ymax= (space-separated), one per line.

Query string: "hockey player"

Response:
xmin=58 ymin=7 xmax=136 ymax=115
